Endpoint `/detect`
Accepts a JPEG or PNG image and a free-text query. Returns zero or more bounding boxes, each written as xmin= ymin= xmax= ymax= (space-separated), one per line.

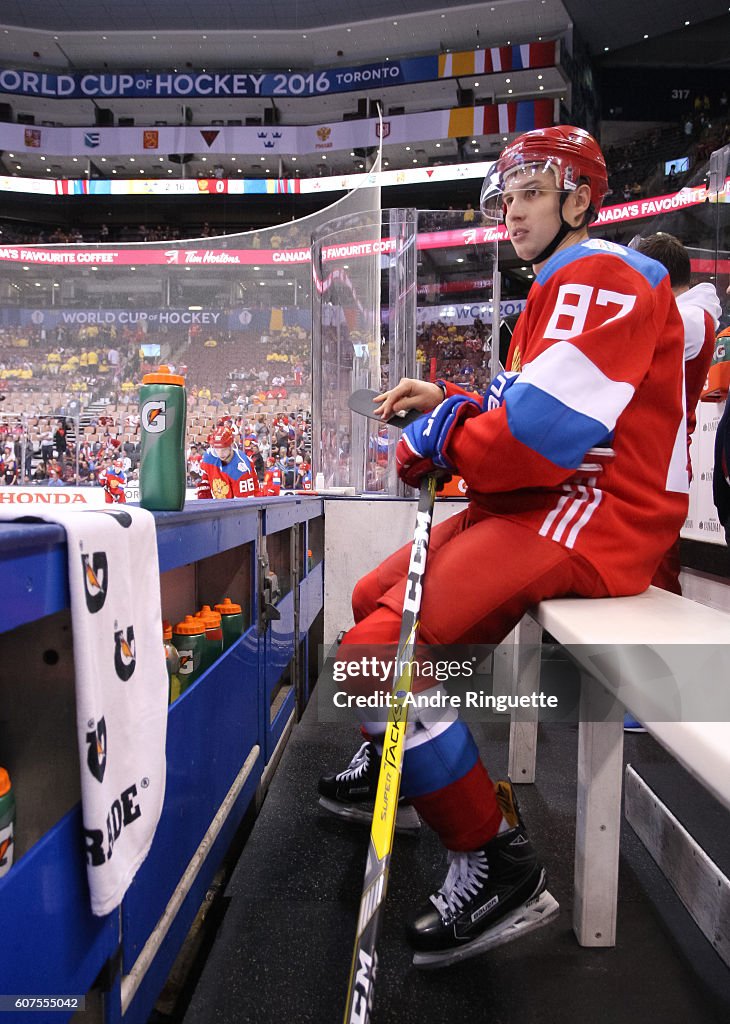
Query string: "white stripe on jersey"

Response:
xmin=538 ymin=485 xmax=573 ymax=539
xmin=520 ymin=341 xmax=635 ymax=432
xmin=539 ymin=479 xmax=603 ymax=549
xmin=552 ymin=485 xmax=591 ymax=543
xmin=565 ymin=486 xmax=603 ymax=548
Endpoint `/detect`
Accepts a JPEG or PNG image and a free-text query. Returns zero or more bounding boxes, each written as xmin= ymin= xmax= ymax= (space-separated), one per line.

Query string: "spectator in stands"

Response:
xmin=2 ymin=443 xmax=17 ymax=485
xmin=53 ymin=419 xmax=67 ymax=461
xmin=40 ymin=427 xmax=54 ymax=463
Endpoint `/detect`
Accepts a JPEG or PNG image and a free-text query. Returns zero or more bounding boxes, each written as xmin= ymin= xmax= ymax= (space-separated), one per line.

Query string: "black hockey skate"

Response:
xmin=409 ymin=780 xmax=559 ymax=968
xmin=317 ymin=740 xmax=421 ymax=832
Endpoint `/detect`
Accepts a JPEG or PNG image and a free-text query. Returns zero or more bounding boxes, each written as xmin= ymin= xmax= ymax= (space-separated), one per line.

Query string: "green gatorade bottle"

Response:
xmin=172 ymin=615 xmax=207 ymax=692
xmin=163 ymin=620 xmax=182 ymax=704
xmin=139 ymin=365 xmax=187 ymax=511
xmin=214 ymin=598 xmax=244 ymax=650
xmin=0 ymin=767 xmax=16 ymax=878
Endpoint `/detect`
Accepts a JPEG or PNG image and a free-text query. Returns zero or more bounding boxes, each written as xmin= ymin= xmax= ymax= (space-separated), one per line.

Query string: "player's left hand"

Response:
xmin=395 ymin=395 xmax=480 ymax=487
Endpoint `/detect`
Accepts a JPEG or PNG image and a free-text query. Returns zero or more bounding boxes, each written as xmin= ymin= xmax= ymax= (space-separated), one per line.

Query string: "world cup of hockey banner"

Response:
xmin=0 ymin=42 xmax=556 ymax=99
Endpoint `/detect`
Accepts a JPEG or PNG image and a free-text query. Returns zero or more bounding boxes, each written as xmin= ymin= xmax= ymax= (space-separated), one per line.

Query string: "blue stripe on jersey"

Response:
xmin=202 ymin=449 xmax=254 ymax=482
xmin=504 ymin=381 xmax=611 ymax=468
xmin=537 ymin=240 xmax=668 ymax=289
xmin=400 ymin=719 xmax=479 ymax=799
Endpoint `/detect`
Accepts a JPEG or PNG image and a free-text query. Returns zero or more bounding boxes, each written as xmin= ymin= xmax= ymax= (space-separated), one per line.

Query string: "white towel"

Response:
xmin=0 ymin=504 xmax=168 ymax=915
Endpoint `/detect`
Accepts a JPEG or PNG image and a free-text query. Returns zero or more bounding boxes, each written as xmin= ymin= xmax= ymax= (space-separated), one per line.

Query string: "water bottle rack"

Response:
xmin=0 ymin=496 xmax=324 ymax=1024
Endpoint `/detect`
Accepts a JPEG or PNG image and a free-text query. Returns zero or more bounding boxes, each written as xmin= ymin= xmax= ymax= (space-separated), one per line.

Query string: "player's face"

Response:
xmin=212 ymin=444 xmax=233 ymax=463
xmin=503 ymin=166 xmax=565 ymax=263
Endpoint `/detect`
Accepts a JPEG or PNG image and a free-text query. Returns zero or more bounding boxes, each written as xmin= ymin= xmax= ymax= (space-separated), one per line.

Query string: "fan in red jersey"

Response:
xmin=98 ymin=457 xmax=127 ymax=504
xmin=197 ymin=425 xmax=260 ymax=500
xmin=262 ymin=456 xmax=282 ymax=496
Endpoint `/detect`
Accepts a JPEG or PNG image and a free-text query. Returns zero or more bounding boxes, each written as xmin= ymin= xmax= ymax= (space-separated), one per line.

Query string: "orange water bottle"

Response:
xmin=198 ymin=605 xmax=224 ymax=669
xmin=214 ymin=598 xmax=244 ymax=650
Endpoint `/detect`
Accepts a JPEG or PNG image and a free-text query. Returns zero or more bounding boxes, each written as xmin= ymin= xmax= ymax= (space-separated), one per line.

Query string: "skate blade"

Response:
xmin=412 ymin=890 xmax=560 ymax=970
xmin=318 ymin=796 xmax=421 ymax=832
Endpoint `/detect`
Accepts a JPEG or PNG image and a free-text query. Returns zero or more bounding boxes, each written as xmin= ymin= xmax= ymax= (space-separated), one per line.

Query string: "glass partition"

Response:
xmin=312 ymin=206 xmax=498 ymax=493
xmin=0 ymin=169 xmax=382 ymax=488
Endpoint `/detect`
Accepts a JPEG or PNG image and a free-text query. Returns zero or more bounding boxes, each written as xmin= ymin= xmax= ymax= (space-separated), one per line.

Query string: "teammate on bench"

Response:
xmin=319 ymin=126 xmax=689 ymax=967
xmin=619 ymin=233 xmax=721 ymax=731
xmin=634 ymin=232 xmax=721 ymax=593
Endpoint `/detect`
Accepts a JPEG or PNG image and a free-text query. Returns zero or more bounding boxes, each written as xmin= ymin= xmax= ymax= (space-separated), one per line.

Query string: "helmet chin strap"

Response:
xmin=532 ymin=192 xmax=575 ymax=265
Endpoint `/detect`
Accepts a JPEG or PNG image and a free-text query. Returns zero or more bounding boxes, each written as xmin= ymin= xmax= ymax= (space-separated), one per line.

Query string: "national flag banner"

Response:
xmin=439 ymin=40 xmax=557 ymax=78
xmin=143 ymin=130 xmax=159 ymax=149
xmin=513 ymin=41 xmax=558 ymax=70
xmin=270 ymin=178 xmax=300 ymax=194
xmin=200 ymin=129 xmax=220 ymax=148
xmin=448 ymin=99 xmax=554 ymax=138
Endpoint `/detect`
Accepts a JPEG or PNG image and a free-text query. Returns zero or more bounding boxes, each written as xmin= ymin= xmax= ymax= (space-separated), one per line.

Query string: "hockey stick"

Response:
xmin=348 ymin=388 xmax=425 ymax=428
xmin=342 ymin=472 xmax=438 ymax=1024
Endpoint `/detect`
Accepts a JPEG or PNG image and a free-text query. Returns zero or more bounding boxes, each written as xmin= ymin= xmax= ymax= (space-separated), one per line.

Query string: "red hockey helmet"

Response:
xmin=210 ymin=425 xmax=234 ymax=448
xmin=481 ymin=125 xmax=609 ymax=223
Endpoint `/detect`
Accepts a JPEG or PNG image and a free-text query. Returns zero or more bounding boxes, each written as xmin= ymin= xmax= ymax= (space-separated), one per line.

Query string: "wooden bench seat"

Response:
xmin=503 ymin=586 xmax=730 ymax=947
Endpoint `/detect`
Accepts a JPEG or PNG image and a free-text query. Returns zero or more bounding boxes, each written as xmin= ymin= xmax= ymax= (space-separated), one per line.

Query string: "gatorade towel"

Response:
xmin=0 ymin=505 xmax=168 ymax=915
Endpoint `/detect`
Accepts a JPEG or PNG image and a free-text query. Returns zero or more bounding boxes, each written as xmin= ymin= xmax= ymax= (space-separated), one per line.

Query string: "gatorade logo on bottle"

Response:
xmin=86 ymin=716 xmax=108 ymax=783
xmin=178 ymin=649 xmax=195 ymax=675
xmin=114 ymin=625 xmax=137 ymax=681
xmin=0 ymin=830 xmax=12 ymax=872
xmin=142 ymin=399 xmax=167 ymax=434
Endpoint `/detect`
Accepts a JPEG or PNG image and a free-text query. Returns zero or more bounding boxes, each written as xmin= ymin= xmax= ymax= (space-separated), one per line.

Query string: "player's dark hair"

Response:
xmin=635 ymin=232 xmax=691 ymax=289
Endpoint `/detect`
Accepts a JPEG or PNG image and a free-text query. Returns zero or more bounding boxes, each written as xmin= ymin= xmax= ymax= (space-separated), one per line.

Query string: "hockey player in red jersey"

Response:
xmin=262 ymin=456 xmax=282 ymax=496
xmin=197 ymin=425 xmax=260 ymax=500
xmin=319 ymin=126 xmax=689 ymax=967
xmin=633 ymin=232 xmax=721 ymax=593
xmin=98 ymin=457 xmax=127 ymax=504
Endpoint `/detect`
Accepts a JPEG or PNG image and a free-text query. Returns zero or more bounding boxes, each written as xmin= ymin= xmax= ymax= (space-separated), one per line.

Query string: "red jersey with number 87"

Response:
xmin=443 ymin=239 xmax=688 ymax=594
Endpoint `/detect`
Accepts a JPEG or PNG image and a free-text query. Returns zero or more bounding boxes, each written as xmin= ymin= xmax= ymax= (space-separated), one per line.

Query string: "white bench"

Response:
xmin=502 ymin=585 xmax=730 ymax=948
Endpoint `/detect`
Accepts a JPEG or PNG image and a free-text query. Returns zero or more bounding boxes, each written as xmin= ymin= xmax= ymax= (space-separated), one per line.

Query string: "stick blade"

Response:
xmin=348 ymin=389 xmax=424 ymax=428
